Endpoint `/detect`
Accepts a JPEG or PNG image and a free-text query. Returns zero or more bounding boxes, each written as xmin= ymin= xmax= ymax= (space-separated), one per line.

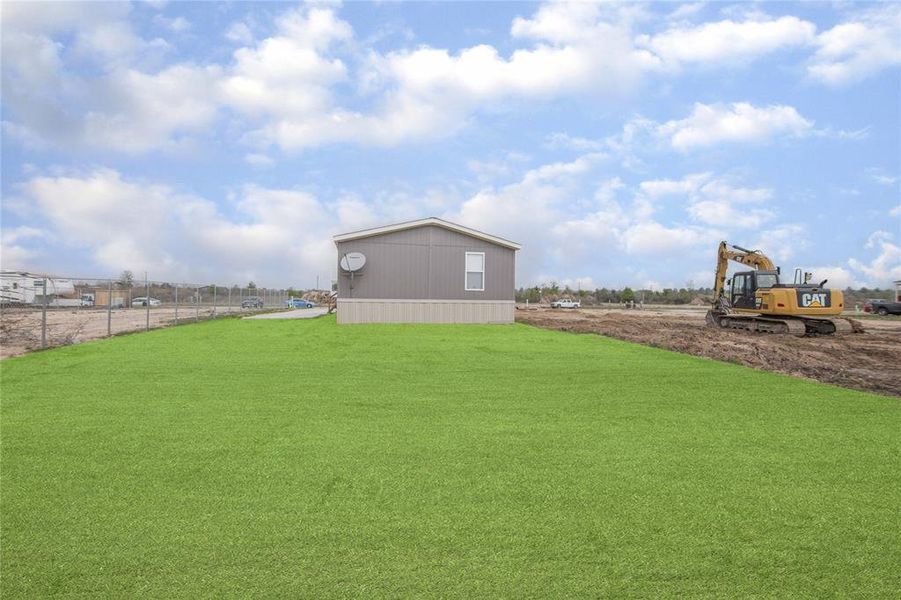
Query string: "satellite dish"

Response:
xmin=340 ymin=252 xmax=366 ymax=273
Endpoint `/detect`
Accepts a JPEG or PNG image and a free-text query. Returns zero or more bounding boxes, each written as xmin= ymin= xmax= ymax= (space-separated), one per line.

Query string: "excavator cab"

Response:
xmin=729 ymin=270 xmax=779 ymax=310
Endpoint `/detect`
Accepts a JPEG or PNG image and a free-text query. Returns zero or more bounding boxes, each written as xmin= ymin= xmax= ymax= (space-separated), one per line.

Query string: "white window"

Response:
xmin=465 ymin=252 xmax=485 ymax=291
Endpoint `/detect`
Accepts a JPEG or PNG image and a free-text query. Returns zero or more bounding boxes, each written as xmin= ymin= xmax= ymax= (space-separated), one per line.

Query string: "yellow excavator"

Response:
xmin=706 ymin=241 xmax=859 ymax=336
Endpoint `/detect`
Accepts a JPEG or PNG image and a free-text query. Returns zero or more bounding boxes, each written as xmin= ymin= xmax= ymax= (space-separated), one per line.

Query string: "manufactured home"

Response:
xmin=333 ymin=218 xmax=520 ymax=324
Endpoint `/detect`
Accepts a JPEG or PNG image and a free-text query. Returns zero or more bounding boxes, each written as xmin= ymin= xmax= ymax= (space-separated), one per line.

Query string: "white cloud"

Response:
xmin=545 ymin=132 xmax=606 ymax=151
xmin=667 ymin=3 xmax=706 ymax=22
xmin=221 ymin=8 xmax=351 ymax=119
xmin=748 ymin=229 xmax=900 ymax=289
xmin=638 ymin=15 xmax=816 ymax=67
xmin=1 ymin=3 xmax=219 ymax=153
xmin=804 ymin=266 xmax=861 ymax=290
xmin=636 ymin=172 xmax=775 ymax=229
xmin=847 ymin=231 xmax=901 ymax=284
xmin=231 ymin=1 xmax=663 ymax=151
xmin=639 ymin=172 xmax=711 ymax=198
xmin=467 ymin=152 xmax=530 ymax=183
xmin=453 ymin=153 xmax=732 ymax=275
xmin=687 ymin=199 xmax=773 ymax=229
xmin=245 ymin=153 xmax=275 ymax=167
xmin=808 ymin=5 xmax=901 ymax=86
xmin=155 ymin=15 xmax=191 ymax=33
xmin=622 ymin=221 xmax=719 ymax=254
xmin=890 ymin=205 xmax=901 ymax=218
xmin=657 ymin=102 xmax=813 ymax=151
xmin=9 ymin=168 xmax=445 ymax=285
xmin=3 ymin=2 xmax=889 ymax=156
xmin=225 ymin=22 xmax=254 ymax=45
xmin=594 ymin=177 xmax=626 ymax=204
xmin=556 ymin=276 xmax=600 ymax=292
xmin=750 ymin=224 xmax=806 ymax=263
xmin=511 ymin=2 xmax=604 ymax=44
xmin=869 ymin=171 xmax=898 ymax=186
xmin=0 ymin=226 xmax=48 ymax=270
xmin=82 ymin=65 xmax=222 ymax=152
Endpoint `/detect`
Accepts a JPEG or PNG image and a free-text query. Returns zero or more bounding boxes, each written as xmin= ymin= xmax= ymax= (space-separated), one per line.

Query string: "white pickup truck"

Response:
xmin=551 ymin=298 xmax=581 ymax=309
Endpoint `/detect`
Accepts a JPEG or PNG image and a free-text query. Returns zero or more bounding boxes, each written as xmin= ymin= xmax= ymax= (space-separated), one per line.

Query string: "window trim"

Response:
xmin=464 ymin=251 xmax=485 ymax=292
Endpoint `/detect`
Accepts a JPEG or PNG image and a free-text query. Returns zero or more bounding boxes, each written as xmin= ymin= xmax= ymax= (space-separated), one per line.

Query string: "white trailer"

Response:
xmin=0 ymin=271 xmax=77 ymax=305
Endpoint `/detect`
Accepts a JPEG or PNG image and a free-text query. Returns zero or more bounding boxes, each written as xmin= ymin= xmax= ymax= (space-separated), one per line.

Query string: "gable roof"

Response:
xmin=333 ymin=217 xmax=521 ymax=250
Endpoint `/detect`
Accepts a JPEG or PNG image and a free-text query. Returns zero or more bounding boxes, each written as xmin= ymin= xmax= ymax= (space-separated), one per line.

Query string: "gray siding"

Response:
xmin=336 ymin=225 xmax=515 ymax=301
xmin=337 ymin=299 xmax=514 ymax=324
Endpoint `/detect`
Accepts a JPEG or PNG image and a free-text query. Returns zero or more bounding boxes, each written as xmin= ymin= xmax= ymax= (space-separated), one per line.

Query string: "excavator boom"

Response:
xmin=712 ymin=242 xmax=775 ymax=302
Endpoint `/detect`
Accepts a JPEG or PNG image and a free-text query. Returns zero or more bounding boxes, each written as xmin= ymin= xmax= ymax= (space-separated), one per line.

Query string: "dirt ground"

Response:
xmin=516 ymin=306 xmax=901 ymax=397
xmin=0 ymin=305 xmax=256 ymax=360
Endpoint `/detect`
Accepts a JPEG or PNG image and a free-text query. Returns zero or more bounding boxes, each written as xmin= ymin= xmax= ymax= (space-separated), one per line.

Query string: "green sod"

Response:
xmin=1 ymin=316 xmax=898 ymax=597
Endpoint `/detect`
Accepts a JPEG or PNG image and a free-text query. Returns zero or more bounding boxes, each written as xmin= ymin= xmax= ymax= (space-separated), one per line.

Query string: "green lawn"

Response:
xmin=2 ymin=316 xmax=898 ymax=597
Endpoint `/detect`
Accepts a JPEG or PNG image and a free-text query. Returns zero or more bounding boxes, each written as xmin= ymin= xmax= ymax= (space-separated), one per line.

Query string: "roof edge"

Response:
xmin=333 ymin=217 xmax=521 ymax=250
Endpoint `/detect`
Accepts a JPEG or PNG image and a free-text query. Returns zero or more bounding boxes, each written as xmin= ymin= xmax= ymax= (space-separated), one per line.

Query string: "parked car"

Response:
xmin=285 ymin=298 xmax=315 ymax=308
xmin=241 ymin=296 xmax=264 ymax=309
xmin=551 ymin=298 xmax=581 ymax=309
xmin=863 ymin=299 xmax=901 ymax=316
xmin=131 ymin=297 xmax=161 ymax=307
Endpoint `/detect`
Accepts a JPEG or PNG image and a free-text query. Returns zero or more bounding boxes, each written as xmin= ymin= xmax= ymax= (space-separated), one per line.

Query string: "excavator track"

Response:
xmin=706 ymin=312 xmax=862 ymax=336
xmin=708 ymin=312 xmax=806 ymax=335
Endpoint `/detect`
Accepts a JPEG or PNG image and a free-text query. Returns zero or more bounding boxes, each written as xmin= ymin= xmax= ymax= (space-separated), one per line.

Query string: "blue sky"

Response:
xmin=1 ymin=1 xmax=899 ymax=289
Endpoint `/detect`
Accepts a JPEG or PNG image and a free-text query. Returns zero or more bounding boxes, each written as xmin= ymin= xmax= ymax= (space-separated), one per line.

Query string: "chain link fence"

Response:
xmin=1 ymin=272 xmax=302 ymax=358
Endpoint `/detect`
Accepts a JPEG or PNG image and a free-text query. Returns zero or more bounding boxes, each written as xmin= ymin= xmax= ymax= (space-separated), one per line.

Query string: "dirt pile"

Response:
xmin=517 ymin=308 xmax=901 ymax=397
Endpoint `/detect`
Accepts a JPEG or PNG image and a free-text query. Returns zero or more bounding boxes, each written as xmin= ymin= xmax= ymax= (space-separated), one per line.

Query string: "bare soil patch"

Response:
xmin=517 ymin=307 xmax=901 ymax=397
xmin=0 ymin=305 xmax=263 ymax=360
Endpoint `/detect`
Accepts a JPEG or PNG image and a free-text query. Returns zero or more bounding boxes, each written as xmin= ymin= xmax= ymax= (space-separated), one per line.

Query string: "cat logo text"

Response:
xmin=799 ymin=292 xmax=829 ymax=308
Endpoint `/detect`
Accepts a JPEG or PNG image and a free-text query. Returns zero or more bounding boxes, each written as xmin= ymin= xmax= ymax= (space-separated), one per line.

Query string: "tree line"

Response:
xmin=517 ymin=284 xmax=899 ymax=306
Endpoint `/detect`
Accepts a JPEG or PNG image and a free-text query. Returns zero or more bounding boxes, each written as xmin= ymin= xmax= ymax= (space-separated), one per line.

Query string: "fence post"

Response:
xmin=195 ymin=287 xmax=199 ymax=322
xmin=145 ymin=273 xmax=150 ymax=331
xmin=213 ymin=285 xmax=217 ymax=317
xmin=107 ymin=279 xmax=112 ymax=337
xmin=41 ymin=278 xmax=48 ymax=349
xmin=174 ymin=284 xmax=179 ymax=324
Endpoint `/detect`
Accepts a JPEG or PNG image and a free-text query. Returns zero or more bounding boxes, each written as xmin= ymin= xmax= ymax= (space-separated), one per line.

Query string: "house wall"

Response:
xmin=335 ymin=225 xmax=516 ymax=323
xmin=336 ymin=298 xmax=514 ymax=324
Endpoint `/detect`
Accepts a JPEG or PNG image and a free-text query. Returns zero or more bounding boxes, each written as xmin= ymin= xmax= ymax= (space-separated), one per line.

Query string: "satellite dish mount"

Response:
xmin=340 ymin=252 xmax=366 ymax=297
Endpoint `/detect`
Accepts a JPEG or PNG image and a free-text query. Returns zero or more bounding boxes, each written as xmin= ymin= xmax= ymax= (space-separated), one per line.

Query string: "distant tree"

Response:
xmin=247 ymin=281 xmax=257 ymax=290
xmin=621 ymin=287 xmax=635 ymax=302
xmin=117 ymin=270 xmax=134 ymax=289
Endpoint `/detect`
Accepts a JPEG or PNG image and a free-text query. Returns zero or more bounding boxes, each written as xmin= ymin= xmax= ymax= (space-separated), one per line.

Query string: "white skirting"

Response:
xmin=337 ymin=298 xmax=514 ymax=324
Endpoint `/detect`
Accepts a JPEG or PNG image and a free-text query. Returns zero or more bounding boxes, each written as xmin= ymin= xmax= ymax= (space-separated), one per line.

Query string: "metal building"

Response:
xmin=333 ymin=217 xmax=520 ymax=324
